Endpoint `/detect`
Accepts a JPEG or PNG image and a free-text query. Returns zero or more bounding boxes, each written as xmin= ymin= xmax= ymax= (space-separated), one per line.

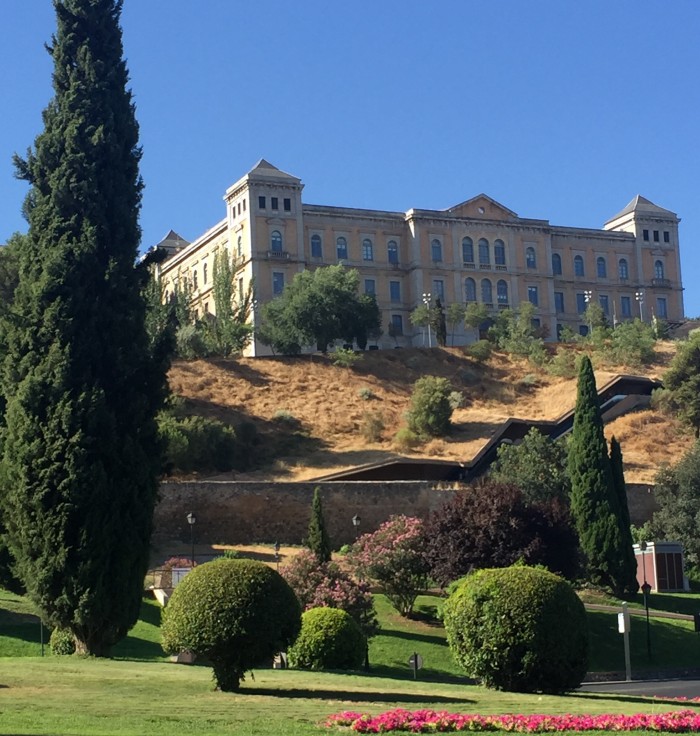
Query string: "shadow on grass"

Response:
xmin=378 ymin=629 xmax=448 ymax=647
xmin=240 ymin=685 xmax=475 ymax=704
xmin=573 ymin=691 xmax=700 ymax=707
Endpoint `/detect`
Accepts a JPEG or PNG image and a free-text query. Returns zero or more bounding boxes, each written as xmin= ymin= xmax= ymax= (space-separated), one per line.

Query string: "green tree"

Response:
xmin=406 ymin=375 xmax=453 ymax=438
xmin=490 ymin=428 xmax=570 ymax=505
xmin=609 ymin=435 xmax=638 ymax=592
xmin=0 ymin=0 xmax=167 ymax=655
xmin=345 ymin=293 xmax=381 ymax=351
xmin=567 ymin=356 xmax=633 ymax=594
xmin=306 ymin=487 xmax=332 ymax=562
xmin=409 ymin=303 xmax=430 ymax=346
xmin=432 ymin=298 xmax=448 ymax=347
xmin=446 ymin=302 xmax=466 ymax=346
xmin=464 ymin=302 xmax=490 ymax=332
xmin=661 ymin=331 xmax=700 ymax=437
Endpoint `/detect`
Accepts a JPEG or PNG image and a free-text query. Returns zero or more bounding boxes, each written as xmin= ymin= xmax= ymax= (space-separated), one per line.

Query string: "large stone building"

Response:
xmin=155 ymin=159 xmax=684 ymax=355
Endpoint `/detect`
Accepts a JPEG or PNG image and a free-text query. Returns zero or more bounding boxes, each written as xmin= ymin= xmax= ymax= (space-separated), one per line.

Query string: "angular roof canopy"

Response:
xmin=246 ymin=159 xmax=301 ymax=183
xmin=445 ymin=193 xmax=518 ymax=220
xmin=606 ymin=195 xmax=678 ymax=224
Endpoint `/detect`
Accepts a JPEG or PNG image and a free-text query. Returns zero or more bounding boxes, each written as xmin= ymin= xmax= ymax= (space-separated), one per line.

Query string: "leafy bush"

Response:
xmin=547 ymin=348 xmax=578 ymax=378
xmin=360 ymin=411 xmax=384 ymax=442
xmin=50 ymin=627 xmax=76 ymax=656
xmin=443 ymin=566 xmax=588 ymax=693
xmin=158 ymin=414 xmax=241 ymax=473
xmin=332 ymin=348 xmax=361 ymax=368
xmin=466 ymin=339 xmax=492 ymax=362
xmin=357 ymin=387 xmax=374 ymax=400
xmin=393 ymin=427 xmax=420 ymax=451
xmin=448 ymin=390 xmax=465 ymax=410
xmin=175 ymin=323 xmax=209 ymax=359
xmin=161 ymin=559 xmax=301 ymax=691
xmin=406 ymin=376 xmax=453 ymax=438
xmin=287 ymin=607 xmax=365 ymax=670
xmin=349 ymin=515 xmax=429 ymax=617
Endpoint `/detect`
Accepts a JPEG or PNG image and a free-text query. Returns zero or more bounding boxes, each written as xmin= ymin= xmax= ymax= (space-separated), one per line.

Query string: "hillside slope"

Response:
xmin=167 ymin=343 xmax=692 ymax=484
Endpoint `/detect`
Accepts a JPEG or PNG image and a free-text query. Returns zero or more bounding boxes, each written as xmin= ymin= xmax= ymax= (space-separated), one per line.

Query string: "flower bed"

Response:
xmin=325 ymin=708 xmax=700 ymax=733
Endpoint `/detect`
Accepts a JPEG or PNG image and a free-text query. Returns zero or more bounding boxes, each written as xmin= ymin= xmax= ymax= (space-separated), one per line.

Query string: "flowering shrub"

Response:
xmin=348 ymin=515 xmax=428 ymax=617
xmin=325 ymin=708 xmax=700 ymax=733
xmin=280 ymin=549 xmax=378 ymax=639
xmin=162 ymin=556 xmax=196 ymax=569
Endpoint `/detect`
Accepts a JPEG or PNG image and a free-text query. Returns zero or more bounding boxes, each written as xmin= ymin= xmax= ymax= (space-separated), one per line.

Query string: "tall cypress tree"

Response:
xmin=567 ymin=356 xmax=627 ymax=594
xmin=0 ymin=0 xmax=166 ymax=655
xmin=609 ymin=436 xmax=639 ymax=594
xmin=306 ymin=487 xmax=332 ymax=562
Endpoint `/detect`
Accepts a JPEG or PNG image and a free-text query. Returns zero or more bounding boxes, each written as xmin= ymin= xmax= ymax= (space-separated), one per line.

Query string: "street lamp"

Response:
xmin=274 ymin=541 xmax=281 ymax=571
xmin=583 ymin=290 xmax=593 ymax=335
xmin=636 ymin=291 xmax=645 ymax=321
xmin=352 ymin=514 xmax=361 ymax=539
xmin=422 ymin=292 xmax=432 ymax=348
xmin=186 ymin=512 xmax=196 ymax=568
xmin=640 ymin=541 xmax=652 ymax=661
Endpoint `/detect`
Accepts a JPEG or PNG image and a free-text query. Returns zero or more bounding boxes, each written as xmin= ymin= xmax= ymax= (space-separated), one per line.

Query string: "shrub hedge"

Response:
xmin=288 ymin=607 xmax=365 ymax=671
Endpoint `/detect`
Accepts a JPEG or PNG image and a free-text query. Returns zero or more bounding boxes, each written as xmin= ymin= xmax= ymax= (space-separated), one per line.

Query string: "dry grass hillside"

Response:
xmin=167 ymin=342 xmax=693 ymax=485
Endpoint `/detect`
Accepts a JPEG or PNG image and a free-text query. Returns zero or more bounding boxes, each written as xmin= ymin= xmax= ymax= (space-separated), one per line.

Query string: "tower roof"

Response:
xmin=606 ymin=195 xmax=677 ymax=224
xmin=246 ymin=159 xmax=301 ymax=183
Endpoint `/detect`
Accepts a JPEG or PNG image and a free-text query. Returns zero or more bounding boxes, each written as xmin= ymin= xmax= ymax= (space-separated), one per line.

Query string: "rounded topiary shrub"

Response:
xmin=443 ymin=566 xmax=588 ymax=693
xmin=288 ymin=607 xmax=365 ymax=671
xmin=161 ymin=558 xmax=301 ymax=691
xmin=49 ymin=627 xmax=76 ymax=656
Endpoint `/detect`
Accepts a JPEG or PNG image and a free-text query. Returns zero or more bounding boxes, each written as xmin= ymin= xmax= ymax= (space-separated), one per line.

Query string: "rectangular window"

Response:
xmin=432 ymin=279 xmax=445 ymax=301
xmin=237 ymin=202 xmax=241 ymax=215
xmin=576 ymin=293 xmax=586 ymax=314
xmin=390 ymin=280 xmax=401 ymax=302
xmin=527 ymin=285 xmax=539 ymax=306
xmin=362 ymin=241 xmax=374 ymax=261
xmin=272 ymin=272 xmax=284 ymax=296
xmin=391 ymin=314 xmax=403 ymax=335
xmin=283 ymin=198 xmax=291 ymax=212
xmin=621 ymin=296 xmax=632 ymax=317
xmin=238 ymin=277 xmax=244 ymax=298
xmin=242 ymin=199 xmax=246 ymax=211
xmin=554 ymin=291 xmax=565 ymax=313
xmin=364 ymin=279 xmax=376 ymax=296
xmin=663 ymin=231 xmax=670 ymax=243
xmin=657 ymin=297 xmax=668 ymax=318
xmin=642 ymin=229 xmax=649 ymax=241
xmin=258 ymin=196 xmax=266 ymax=209
xmin=311 ymin=235 xmax=322 ymax=258
xmin=599 ymin=295 xmax=609 ymax=316
xmin=653 ymin=230 xmax=660 ymax=242
xmin=579 ymin=324 xmax=589 ymax=337
xmin=431 ymin=241 xmax=442 ymax=262
xmin=271 ymin=197 xmax=279 ymax=210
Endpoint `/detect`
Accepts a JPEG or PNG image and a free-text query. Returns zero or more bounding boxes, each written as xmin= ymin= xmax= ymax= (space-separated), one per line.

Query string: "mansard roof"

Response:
xmin=606 ymin=195 xmax=678 ymax=224
xmin=155 ymin=229 xmax=189 ymax=252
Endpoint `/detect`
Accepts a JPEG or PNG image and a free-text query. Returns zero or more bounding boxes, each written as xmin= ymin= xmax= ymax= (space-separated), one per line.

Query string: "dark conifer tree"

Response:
xmin=0 ymin=0 xmax=167 ymax=655
xmin=306 ymin=487 xmax=332 ymax=562
xmin=567 ymin=356 xmax=628 ymax=594
xmin=609 ymin=436 xmax=638 ymax=593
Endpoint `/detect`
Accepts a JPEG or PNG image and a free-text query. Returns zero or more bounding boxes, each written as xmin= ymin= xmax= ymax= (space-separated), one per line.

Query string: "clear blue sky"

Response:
xmin=1 ymin=1 xmax=699 ymax=315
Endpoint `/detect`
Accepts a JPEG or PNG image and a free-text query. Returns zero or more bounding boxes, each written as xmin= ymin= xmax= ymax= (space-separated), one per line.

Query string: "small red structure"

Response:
xmin=633 ymin=541 xmax=688 ymax=593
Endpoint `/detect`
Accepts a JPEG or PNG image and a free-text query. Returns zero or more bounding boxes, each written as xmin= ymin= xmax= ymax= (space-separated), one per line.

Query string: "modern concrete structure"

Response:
xmin=155 ymin=160 xmax=684 ymax=355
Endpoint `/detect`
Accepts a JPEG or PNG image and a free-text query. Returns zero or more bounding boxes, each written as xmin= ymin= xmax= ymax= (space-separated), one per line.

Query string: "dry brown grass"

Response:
xmin=168 ymin=341 xmax=685 ymax=484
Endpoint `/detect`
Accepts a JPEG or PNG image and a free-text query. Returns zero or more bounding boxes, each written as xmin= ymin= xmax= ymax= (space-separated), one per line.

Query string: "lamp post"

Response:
xmin=186 ymin=512 xmax=196 ymax=568
xmin=274 ymin=541 xmax=281 ymax=571
xmin=422 ymin=292 xmax=432 ymax=347
xmin=583 ymin=290 xmax=593 ymax=335
xmin=352 ymin=514 xmax=361 ymax=539
xmin=636 ymin=291 xmax=645 ymax=321
xmin=640 ymin=541 xmax=652 ymax=661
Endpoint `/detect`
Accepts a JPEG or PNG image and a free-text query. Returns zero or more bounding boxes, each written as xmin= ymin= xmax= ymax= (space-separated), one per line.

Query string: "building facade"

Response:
xmin=155 ymin=159 xmax=684 ymax=355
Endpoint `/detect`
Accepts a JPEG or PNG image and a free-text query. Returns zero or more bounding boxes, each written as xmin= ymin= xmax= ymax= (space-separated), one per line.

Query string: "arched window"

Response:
xmin=618 ymin=258 xmax=629 ymax=280
xmin=387 ymin=240 xmax=399 ymax=264
xmin=464 ymin=277 xmax=476 ymax=302
xmin=271 ymin=230 xmax=282 ymax=252
xmin=552 ymin=253 xmax=562 ymax=275
xmin=481 ymin=278 xmax=493 ymax=304
xmin=311 ymin=234 xmax=322 ymax=258
xmin=497 ymin=279 xmax=508 ymax=304
xmin=494 ymin=239 xmax=506 ymax=266
xmin=462 ymin=237 xmax=474 ymax=264
xmin=655 ymin=260 xmax=665 ymax=279
xmin=202 ymin=262 xmax=208 ymax=284
xmin=597 ymin=256 xmax=607 ymax=278
xmin=336 ymin=236 xmax=348 ymax=260
xmin=478 ymin=238 xmax=490 ymax=265
xmin=574 ymin=255 xmax=584 ymax=277
xmin=526 ymin=246 xmax=537 ymax=269
xmin=431 ymin=238 xmax=442 ymax=262
xmin=362 ymin=238 xmax=374 ymax=261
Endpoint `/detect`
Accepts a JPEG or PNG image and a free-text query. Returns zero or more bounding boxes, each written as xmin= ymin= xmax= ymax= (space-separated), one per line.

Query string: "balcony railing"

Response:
xmin=495 ymin=264 xmax=507 ymax=271
xmin=267 ymin=250 xmax=290 ymax=260
xmin=463 ymin=261 xmax=475 ymax=269
xmin=651 ymin=278 xmax=671 ymax=288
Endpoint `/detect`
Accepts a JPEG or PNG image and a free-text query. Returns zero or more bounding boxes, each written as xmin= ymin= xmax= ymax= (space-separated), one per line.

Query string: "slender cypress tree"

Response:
xmin=567 ymin=356 xmax=627 ymax=594
xmin=609 ymin=436 xmax=639 ymax=593
xmin=306 ymin=487 xmax=332 ymax=562
xmin=0 ymin=0 xmax=167 ymax=655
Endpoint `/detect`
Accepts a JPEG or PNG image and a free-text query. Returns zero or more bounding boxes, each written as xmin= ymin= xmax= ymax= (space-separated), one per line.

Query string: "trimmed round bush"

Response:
xmin=161 ymin=558 xmax=301 ymax=691
xmin=49 ymin=627 xmax=76 ymax=656
xmin=288 ymin=607 xmax=365 ymax=671
xmin=443 ymin=566 xmax=588 ymax=693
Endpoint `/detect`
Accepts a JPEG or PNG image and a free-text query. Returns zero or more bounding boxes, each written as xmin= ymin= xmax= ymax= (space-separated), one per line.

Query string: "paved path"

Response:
xmin=580 ymin=678 xmax=700 ymax=699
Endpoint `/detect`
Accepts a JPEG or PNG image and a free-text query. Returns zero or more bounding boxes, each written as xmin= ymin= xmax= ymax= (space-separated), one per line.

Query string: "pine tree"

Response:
xmin=306 ymin=487 xmax=332 ymax=562
xmin=0 ymin=0 xmax=167 ymax=655
xmin=609 ymin=436 xmax=639 ymax=593
xmin=567 ymin=356 xmax=628 ymax=594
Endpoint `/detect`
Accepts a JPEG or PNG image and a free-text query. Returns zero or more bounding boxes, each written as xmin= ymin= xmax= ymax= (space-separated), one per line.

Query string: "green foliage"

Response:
xmin=446 ymin=303 xmax=466 ymax=346
xmin=161 ymin=559 xmax=301 ymax=691
xmin=443 ymin=566 xmax=589 ymax=693
xmin=305 ymin=488 xmax=332 ymax=563
xmin=393 ymin=427 xmax=420 ymax=450
xmin=649 ymin=442 xmax=700 ymax=567
xmin=357 ymin=387 xmax=374 ymax=401
xmin=609 ymin=436 xmax=637 ymax=590
xmin=547 ymin=347 xmax=578 ymax=378
xmin=466 ymin=339 xmax=492 ymax=362
xmin=1 ymin=0 xmax=167 ymax=656
xmin=607 ymin=320 xmax=656 ymax=367
xmin=331 ymin=348 xmax=361 ymax=369
xmin=49 ymin=628 xmax=76 ymax=656
xmin=448 ymin=390 xmax=465 ymax=411
xmin=661 ymin=331 xmax=700 ymax=437
xmin=288 ymin=607 xmax=365 ymax=671
xmin=175 ymin=322 xmax=209 ymax=359
xmin=464 ymin=302 xmax=490 ymax=330
xmin=360 ymin=411 xmax=384 ymax=442
xmin=488 ymin=303 xmax=544 ymax=357
xmin=432 ymin=298 xmax=448 ymax=347
xmin=491 ymin=428 xmax=570 ymax=504
xmin=567 ymin=357 xmax=636 ymax=595
xmin=258 ymin=265 xmax=379 ymax=354
xmin=406 ymin=375 xmax=453 ymax=438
